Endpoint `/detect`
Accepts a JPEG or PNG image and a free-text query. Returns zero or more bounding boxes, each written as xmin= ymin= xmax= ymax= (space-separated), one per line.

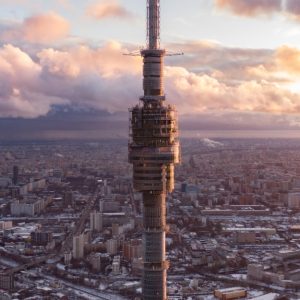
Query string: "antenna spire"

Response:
xmin=147 ymin=0 xmax=160 ymax=49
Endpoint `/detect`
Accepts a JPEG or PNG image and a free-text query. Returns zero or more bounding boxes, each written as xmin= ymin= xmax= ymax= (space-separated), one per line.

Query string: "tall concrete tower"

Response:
xmin=129 ymin=1 xmax=180 ymax=299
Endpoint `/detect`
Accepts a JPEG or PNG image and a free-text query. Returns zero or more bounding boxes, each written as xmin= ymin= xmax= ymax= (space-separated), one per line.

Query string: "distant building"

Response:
xmin=132 ymin=257 xmax=143 ymax=276
xmin=19 ymin=178 xmax=46 ymax=196
xmin=30 ymin=231 xmax=53 ymax=246
xmin=0 ymin=178 xmax=12 ymax=189
xmin=278 ymin=249 xmax=300 ymax=261
xmin=64 ymin=252 xmax=72 ymax=266
xmin=48 ymin=169 xmax=63 ymax=184
xmin=234 ymin=231 xmax=256 ymax=244
xmin=64 ymin=191 xmax=73 ymax=207
xmin=72 ymin=234 xmax=85 ymax=259
xmin=100 ymin=198 xmax=120 ymax=213
xmin=247 ymin=264 xmax=284 ymax=285
xmin=123 ymin=239 xmax=142 ymax=261
xmin=0 ymin=221 xmax=12 ymax=231
xmin=9 ymin=186 xmax=19 ymax=198
xmin=288 ymin=192 xmax=300 ymax=209
xmin=0 ymin=274 xmax=14 ymax=291
xmin=112 ymin=256 xmax=121 ymax=275
xmin=90 ymin=211 xmax=103 ymax=232
xmin=12 ymin=166 xmax=18 ymax=185
xmin=11 ymin=198 xmax=45 ymax=217
xmin=106 ymin=239 xmax=118 ymax=255
xmin=89 ymin=252 xmax=101 ymax=272
xmin=214 ymin=287 xmax=247 ymax=300
xmin=112 ymin=223 xmax=123 ymax=236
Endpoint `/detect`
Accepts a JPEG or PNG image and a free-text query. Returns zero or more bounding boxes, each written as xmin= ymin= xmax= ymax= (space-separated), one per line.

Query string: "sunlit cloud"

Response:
xmin=275 ymin=46 xmax=300 ymax=76
xmin=215 ymin=0 xmax=282 ymax=17
xmin=1 ymin=41 xmax=300 ymax=120
xmin=286 ymin=0 xmax=300 ymax=22
xmin=0 ymin=44 xmax=67 ymax=118
xmin=86 ymin=0 xmax=134 ymax=20
xmin=214 ymin=0 xmax=300 ymax=23
xmin=0 ymin=12 xmax=70 ymax=44
xmin=165 ymin=66 xmax=300 ymax=115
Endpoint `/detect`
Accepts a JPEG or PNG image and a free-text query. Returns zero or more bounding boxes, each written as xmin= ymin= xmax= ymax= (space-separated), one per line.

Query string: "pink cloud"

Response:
xmin=86 ymin=0 xmax=134 ymax=20
xmin=0 ymin=44 xmax=67 ymax=118
xmin=1 ymin=41 xmax=300 ymax=119
xmin=165 ymin=66 xmax=300 ymax=115
xmin=275 ymin=46 xmax=300 ymax=75
xmin=286 ymin=0 xmax=300 ymax=21
xmin=215 ymin=0 xmax=282 ymax=16
xmin=214 ymin=0 xmax=300 ymax=22
xmin=37 ymin=41 xmax=141 ymax=78
xmin=1 ymin=12 xmax=70 ymax=44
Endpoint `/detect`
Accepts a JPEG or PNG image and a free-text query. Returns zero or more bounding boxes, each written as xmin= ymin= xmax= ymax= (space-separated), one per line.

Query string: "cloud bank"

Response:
xmin=1 ymin=40 xmax=300 ymax=120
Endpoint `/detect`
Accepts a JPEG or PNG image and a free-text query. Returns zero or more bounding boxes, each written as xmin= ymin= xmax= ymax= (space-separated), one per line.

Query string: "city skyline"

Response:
xmin=1 ymin=0 xmax=300 ymax=139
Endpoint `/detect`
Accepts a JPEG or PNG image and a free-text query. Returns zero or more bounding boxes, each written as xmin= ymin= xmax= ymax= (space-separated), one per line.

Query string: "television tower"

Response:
xmin=129 ymin=0 xmax=180 ymax=299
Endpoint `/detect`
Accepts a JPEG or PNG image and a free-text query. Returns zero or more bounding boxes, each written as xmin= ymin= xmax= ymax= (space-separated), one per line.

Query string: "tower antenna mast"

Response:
xmin=129 ymin=1 xmax=180 ymax=299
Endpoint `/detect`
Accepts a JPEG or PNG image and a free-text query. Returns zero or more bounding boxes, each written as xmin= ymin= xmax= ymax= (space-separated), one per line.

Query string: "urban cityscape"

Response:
xmin=1 ymin=0 xmax=300 ymax=299
xmin=1 ymin=138 xmax=300 ymax=299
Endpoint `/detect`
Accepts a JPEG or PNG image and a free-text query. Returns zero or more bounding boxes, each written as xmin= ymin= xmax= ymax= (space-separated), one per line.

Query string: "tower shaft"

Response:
xmin=129 ymin=1 xmax=180 ymax=299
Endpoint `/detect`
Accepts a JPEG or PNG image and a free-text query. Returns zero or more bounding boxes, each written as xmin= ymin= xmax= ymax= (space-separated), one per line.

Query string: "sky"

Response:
xmin=1 ymin=0 xmax=300 ymax=139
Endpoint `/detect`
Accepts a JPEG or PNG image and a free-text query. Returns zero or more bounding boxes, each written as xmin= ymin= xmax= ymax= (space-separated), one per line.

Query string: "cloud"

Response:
xmin=214 ymin=0 xmax=300 ymax=22
xmin=86 ymin=0 xmax=134 ymax=20
xmin=165 ymin=66 xmax=300 ymax=115
xmin=215 ymin=0 xmax=282 ymax=17
xmin=0 ymin=42 xmax=141 ymax=118
xmin=0 ymin=44 xmax=67 ymax=118
xmin=37 ymin=41 xmax=140 ymax=78
xmin=167 ymin=41 xmax=274 ymax=81
xmin=1 ymin=41 xmax=300 ymax=122
xmin=1 ymin=12 xmax=70 ymax=44
xmin=275 ymin=46 xmax=300 ymax=76
xmin=286 ymin=0 xmax=300 ymax=22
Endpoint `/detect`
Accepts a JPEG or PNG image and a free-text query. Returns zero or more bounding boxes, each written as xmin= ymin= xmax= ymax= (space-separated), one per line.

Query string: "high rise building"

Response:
xmin=12 ymin=166 xmax=18 ymax=185
xmin=128 ymin=1 xmax=180 ymax=299
xmin=64 ymin=251 xmax=72 ymax=266
xmin=90 ymin=211 xmax=103 ymax=231
xmin=72 ymin=234 xmax=85 ymax=259
xmin=0 ymin=274 xmax=14 ymax=291
xmin=112 ymin=255 xmax=121 ymax=275
xmin=64 ymin=191 xmax=73 ymax=207
xmin=106 ymin=238 xmax=119 ymax=255
xmin=123 ymin=239 xmax=143 ymax=261
xmin=89 ymin=252 xmax=102 ymax=272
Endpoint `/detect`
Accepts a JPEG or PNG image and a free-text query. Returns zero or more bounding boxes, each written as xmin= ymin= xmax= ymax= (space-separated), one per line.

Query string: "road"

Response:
xmin=41 ymin=273 xmax=127 ymax=300
xmin=61 ymin=192 xmax=98 ymax=253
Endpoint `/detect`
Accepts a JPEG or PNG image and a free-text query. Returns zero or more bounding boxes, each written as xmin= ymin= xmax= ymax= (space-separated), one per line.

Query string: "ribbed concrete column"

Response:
xmin=143 ymin=192 xmax=167 ymax=300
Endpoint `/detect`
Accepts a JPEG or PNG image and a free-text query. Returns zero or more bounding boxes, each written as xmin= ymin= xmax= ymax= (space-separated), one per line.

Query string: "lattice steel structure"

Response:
xmin=129 ymin=1 xmax=180 ymax=299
